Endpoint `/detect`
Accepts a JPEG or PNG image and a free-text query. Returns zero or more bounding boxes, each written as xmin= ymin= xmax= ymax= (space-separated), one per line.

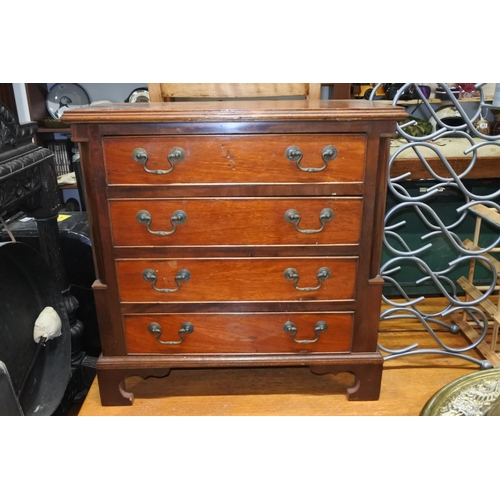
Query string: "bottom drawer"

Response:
xmin=124 ymin=312 xmax=353 ymax=354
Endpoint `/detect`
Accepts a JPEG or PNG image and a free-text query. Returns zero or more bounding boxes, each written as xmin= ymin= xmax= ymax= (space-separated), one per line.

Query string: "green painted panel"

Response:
xmin=382 ymin=179 xmax=500 ymax=297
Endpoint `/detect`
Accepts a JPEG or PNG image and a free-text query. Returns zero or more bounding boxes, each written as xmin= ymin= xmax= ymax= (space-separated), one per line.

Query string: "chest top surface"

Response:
xmin=62 ymin=99 xmax=406 ymax=124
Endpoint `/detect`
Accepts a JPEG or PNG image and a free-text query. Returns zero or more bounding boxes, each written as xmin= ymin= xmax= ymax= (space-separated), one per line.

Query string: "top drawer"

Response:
xmin=102 ymin=134 xmax=366 ymax=185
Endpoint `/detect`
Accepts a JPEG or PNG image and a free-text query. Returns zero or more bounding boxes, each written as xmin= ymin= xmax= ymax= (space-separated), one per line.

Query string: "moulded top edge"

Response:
xmin=61 ymin=100 xmax=407 ymax=123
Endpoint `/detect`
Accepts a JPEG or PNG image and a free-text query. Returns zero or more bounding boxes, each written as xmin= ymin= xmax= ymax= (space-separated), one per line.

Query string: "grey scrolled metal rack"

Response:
xmin=372 ymin=83 xmax=500 ymax=369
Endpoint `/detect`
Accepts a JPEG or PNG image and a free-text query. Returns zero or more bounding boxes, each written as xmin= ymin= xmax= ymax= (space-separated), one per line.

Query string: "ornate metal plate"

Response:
xmin=421 ymin=368 xmax=500 ymax=416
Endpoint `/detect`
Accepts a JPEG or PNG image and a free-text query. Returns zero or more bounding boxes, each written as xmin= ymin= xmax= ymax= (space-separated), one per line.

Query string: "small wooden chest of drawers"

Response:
xmin=64 ymin=100 xmax=406 ymax=406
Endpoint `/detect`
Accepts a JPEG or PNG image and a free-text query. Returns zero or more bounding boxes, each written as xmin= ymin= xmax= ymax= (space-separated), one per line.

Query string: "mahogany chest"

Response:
xmin=64 ymin=100 xmax=406 ymax=406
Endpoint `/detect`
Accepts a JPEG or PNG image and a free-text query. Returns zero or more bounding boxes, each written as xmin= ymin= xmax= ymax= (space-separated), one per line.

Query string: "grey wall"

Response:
xmin=47 ymin=83 xmax=148 ymax=103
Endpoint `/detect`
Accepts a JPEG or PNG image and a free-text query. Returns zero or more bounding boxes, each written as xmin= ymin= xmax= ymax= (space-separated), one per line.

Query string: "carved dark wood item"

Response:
xmin=0 ymin=100 xmax=85 ymax=412
xmin=0 ymin=84 xmax=18 ymax=122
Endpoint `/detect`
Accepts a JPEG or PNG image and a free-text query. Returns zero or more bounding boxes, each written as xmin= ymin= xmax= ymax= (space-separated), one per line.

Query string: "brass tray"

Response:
xmin=421 ymin=368 xmax=500 ymax=416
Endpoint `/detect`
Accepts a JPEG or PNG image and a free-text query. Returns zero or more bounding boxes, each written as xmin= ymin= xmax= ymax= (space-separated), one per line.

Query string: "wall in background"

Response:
xmin=46 ymin=83 xmax=147 ymax=104
xmin=13 ymin=83 xmax=149 ymax=124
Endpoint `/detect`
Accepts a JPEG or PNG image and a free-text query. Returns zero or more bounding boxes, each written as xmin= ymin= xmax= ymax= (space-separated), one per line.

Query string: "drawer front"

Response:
xmin=110 ymin=197 xmax=362 ymax=247
xmin=102 ymin=134 xmax=366 ymax=185
xmin=116 ymin=257 xmax=357 ymax=303
xmin=124 ymin=312 xmax=354 ymax=354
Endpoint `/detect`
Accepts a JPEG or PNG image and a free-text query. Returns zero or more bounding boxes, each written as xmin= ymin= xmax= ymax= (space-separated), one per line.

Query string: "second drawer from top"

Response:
xmin=109 ymin=197 xmax=362 ymax=247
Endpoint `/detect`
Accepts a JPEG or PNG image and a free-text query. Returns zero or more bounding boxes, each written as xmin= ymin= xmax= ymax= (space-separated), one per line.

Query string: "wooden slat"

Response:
xmin=468 ymin=204 xmax=500 ymax=228
xmin=147 ymin=83 xmax=163 ymax=103
xmin=462 ymin=239 xmax=500 ymax=275
xmin=308 ymin=84 xmax=321 ymax=100
xmin=450 ymin=312 xmax=500 ymax=366
xmin=390 ymin=156 xmax=500 ymax=180
xmin=456 ymin=276 xmax=500 ymax=323
xmin=156 ymin=83 xmax=313 ymax=100
xmin=148 ymin=83 xmax=323 ymax=102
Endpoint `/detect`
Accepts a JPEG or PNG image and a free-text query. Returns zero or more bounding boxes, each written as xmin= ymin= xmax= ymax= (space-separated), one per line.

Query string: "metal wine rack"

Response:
xmin=372 ymin=83 xmax=500 ymax=369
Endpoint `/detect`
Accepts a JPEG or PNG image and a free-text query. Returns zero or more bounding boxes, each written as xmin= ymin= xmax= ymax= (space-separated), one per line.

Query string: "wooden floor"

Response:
xmin=78 ymin=298 xmax=495 ymax=416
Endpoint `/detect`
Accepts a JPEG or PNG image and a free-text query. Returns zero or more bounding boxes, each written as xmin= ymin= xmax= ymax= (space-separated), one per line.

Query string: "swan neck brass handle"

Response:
xmin=284 ymin=208 xmax=334 ymax=234
xmin=283 ymin=321 xmax=328 ymax=344
xmin=132 ymin=147 xmax=185 ymax=175
xmin=284 ymin=267 xmax=330 ymax=292
xmin=148 ymin=322 xmax=194 ymax=345
xmin=142 ymin=268 xmax=191 ymax=293
xmin=285 ymin=145 xmax=337 ymax=172
xmin=136 ymin=210 xmax=187 ymax=236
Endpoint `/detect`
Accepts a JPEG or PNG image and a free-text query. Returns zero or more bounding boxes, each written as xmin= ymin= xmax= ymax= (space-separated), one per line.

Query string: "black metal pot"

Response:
xmin=0 ymin=242 xmax=70 ymax=415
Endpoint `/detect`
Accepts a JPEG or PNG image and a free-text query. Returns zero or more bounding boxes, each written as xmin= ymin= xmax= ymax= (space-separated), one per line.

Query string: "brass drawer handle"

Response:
xmin=148 ymin=321 xmax=194 ymax=345
xmin=142 ymin=268 xmax=191 ymax=293
xmin=283 ymin=320 xmax=328 ymax=344
xmin=284 ymin=208 xmax=334 ymax=234
xmin=284 ymin=267 xmax=330 ymax=292
xmin=132 ymin=147 xmax=185 ymax=175
xmin=136 ymin=209 xmax=187 ymax=236
xmin=285 ymin=145 xmax=337 ymax=172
